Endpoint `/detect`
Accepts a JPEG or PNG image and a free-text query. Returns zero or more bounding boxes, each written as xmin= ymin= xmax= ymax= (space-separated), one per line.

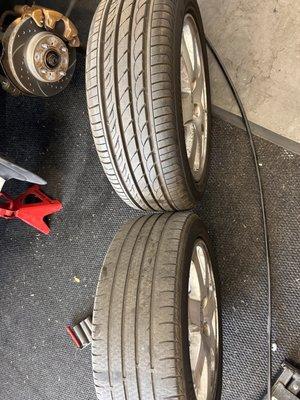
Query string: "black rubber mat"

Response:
xmin=1 ymin=1 xmax=299 ymax=399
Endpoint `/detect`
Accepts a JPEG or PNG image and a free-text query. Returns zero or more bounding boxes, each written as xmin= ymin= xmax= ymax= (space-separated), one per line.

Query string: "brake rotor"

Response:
xmin=1 ymin=12 xmax=77 ymax=97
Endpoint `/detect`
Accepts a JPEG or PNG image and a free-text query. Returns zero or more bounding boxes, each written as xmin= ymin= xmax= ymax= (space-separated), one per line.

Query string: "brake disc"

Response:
xmin=0 ymin=5 xmax=80 ymax=97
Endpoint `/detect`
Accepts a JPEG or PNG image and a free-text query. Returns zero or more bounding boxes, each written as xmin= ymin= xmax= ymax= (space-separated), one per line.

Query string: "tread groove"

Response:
xmin=86 ymin=0 xmax=211 ymax=211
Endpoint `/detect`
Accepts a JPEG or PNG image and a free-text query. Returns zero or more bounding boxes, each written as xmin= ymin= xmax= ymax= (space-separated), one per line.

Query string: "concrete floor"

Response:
xmin=199 ymin=0 xmax=300 ymax=147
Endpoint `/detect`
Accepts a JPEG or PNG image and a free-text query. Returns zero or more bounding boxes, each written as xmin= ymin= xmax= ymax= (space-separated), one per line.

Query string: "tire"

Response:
xmin=86 ymin=0 xmax=211 ymax=211
xmin=92 ymin=212 xmax=222 ymax=400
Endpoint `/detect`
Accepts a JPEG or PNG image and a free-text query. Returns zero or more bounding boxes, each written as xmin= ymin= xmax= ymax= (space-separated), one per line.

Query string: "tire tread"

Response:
xmin=86 ymin=0 xmax=204 ymax=211
xmin=92 ymin=212 xmax=194 ymax=400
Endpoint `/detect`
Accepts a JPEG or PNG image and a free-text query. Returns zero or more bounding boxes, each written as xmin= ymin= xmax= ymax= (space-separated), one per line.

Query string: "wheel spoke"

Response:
xmin=192 ymin=32 xmax=201 ymax=81
xmin=204 ymin=332 xmax=216 ymax=393
xmin=181 ymin=14 xmax=208 ymax=184
xmin=189 ymin=298 xmax=202 ymax=327
xmin=188 ymin=239 xmax=218 ymax=400
xmin=194 ymin=103 xmax=206 ymax=133
xmin=190 ymin=121 xmax=203 ymax=171
xmin=192 ymin=247 xmax=208 ymax=299
xmin=181 ymin=93 xmax=194 ymax=125
xmin=181 ymin=56 xmax=192 ymax=94
xmin=189 ymin=128 xmax=200 ymax=170
xmin=193 ymin=74 xmax=204 ymax=105
xmin=208 ymin=319 xmax=217 ymax=350
xmin=181 ymin=33 xmax=195 ymax=83
xmin=194 ymin=340 xmax=207 ymax=385
xmin=202 ymin=331 xmax=212 ymax=372
xmin=203 ymin=295 xmax=216 ymax=322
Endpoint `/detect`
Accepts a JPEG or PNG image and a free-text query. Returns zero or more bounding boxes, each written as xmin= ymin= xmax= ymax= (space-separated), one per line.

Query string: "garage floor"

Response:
xmin=1 ymin=1 xmax=300 ymax=400
xmin=198 ymin=0 xmax=300 ymax=147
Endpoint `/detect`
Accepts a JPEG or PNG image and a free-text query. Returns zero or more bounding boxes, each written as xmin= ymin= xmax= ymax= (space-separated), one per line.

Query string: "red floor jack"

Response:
xmin=0 ymin=157 xmax=62 ymax=234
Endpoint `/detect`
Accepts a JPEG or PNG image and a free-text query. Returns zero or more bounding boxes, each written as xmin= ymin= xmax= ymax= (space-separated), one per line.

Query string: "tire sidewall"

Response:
xmin=173 ymin=0 xmax=212 ymax=203
xmin=178 ymin=214 xmax=222 ymax=400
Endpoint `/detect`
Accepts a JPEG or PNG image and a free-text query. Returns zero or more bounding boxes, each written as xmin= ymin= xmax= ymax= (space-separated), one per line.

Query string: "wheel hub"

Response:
xmin=0 ymin=5 xmax=80 ymax=97
xmin=26 ymin=31 xmax=69 ymax=83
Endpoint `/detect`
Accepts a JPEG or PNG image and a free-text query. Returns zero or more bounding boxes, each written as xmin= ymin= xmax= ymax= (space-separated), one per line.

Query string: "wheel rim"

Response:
xmin=188 ymin=240 xmax=219 ymax=400
xmin=181 ymin=14 xmax=208 ymax=184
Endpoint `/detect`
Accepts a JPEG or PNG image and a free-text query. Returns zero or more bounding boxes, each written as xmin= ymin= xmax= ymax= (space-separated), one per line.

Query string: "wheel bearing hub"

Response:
xmin=26 ymin=32 xmax=69 ymax=83
xmin=0 ymin=7 xmax=79 ymax=97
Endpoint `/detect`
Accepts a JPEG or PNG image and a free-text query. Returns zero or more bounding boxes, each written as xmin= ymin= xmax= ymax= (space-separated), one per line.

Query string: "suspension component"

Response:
xmin=0 ymin=5 xmax=80 ymax=97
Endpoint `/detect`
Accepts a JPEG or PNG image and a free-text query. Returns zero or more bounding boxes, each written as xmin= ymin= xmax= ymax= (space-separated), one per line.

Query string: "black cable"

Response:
xmin=66 ymin=0 xmax=78 ymax=17
xmin=206 ymin=38 xmax=272 ymax=400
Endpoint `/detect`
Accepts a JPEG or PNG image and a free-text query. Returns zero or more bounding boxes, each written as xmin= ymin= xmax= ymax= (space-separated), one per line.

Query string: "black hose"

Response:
xmin=65 ymin=0 xmax=79 ymax=17
xmin=206 ymin=38 xmax=272 ymax=400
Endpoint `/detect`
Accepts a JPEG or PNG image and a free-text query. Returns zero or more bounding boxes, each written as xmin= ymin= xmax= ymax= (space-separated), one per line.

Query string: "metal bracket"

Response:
xmin=265 ymin=363 xmax=300 ymax=400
